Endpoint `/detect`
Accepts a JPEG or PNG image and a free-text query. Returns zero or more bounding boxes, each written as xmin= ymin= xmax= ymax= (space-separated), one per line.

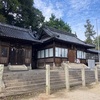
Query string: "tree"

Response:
xmin=84 ymin=19 xmax=96 ymax=44
xmin=0 ymin=0 xmax=44 ymax=31
xmin=0 ymin=0 xmax=21 ymax=24
xmin=45 ymin=14 xmax=72 ymax=33
xmin=0 ymin=14 xmax=6 ymax=23
xmin=94 ymin=35 xmax=100 ymax=50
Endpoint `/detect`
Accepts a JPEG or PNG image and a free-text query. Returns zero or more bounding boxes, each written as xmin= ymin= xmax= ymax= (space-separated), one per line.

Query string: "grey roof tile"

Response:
xmin=0 ymin=23 xmax=39 ymax=42
xmin=43 ymin=27 xmax=94 ymax=48
xmin=87 ymin=49 xmax=100 ymax=53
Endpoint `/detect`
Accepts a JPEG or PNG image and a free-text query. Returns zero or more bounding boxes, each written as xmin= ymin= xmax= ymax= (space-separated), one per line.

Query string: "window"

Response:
xmin=58 ymin=48 xmax=61 ymax=57
xmin=38 ymin=51 xmax=40 ymax=58
xmin=77 ymin=51 xmax=81 ymax=58
xmin=62 ymin=48 xmax=65 ymax=57
xmin=1 ymin=47 xmax=8 ymax=57
xmin=65 ymin=49 xmax=68 ymax=57
xmin=87 ymin=53 xmax=98 ymax=60
xmin=55 ymin=47 xmax=59 ymax=57
xmin=37 ymin=48 xmax=53 ymax=58
xmin=41 ymin=50 xmax=44 ymax=58
xmin=45 ymin=49 xmax=48 ymax=57
xmin=49 ymin=48 xmax=53 ymax=57
xmin=55 ymin=47 xmax=68 ymax=57
xmin=83 ymin=52 xmax=86 ymax=59
xmin=77 ymin=50 xmax=86 ymax=59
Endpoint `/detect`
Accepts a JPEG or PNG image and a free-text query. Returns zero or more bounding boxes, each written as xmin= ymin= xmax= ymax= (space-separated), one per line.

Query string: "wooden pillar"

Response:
xmin=53 ymin=41 xmax=55 ymax=66
xmin=46 ymin=64 xmax=50 ymax=95
xmin=81 ymin=66 xmax=86 ymax=87
xmin=95 ymin=66 xmax=98 ymax=84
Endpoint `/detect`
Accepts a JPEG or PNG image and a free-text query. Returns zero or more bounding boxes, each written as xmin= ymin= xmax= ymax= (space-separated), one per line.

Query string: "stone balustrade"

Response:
xmin=0 ymin=64 xmax=5 ymax=92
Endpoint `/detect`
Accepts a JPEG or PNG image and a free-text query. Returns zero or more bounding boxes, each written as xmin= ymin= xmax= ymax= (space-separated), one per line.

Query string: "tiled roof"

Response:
xmin=0 ymin=23 xmax=39 ymax=42
xmin=87 ymin=49 xmax=100 ymax=53
xmin=43 ymin=26 xmax=95 ymax=48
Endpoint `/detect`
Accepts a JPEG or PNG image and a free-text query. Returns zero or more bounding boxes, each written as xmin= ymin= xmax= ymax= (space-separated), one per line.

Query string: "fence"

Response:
xmin=46 ymin=63 xmax=100 ymax=95
xmin=1 ymin=63 xmax=100 ymax=97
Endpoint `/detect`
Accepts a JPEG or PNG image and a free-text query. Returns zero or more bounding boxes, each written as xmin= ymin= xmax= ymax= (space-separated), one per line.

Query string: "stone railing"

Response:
xmin=0 ymin=64 xmax=5 ymax=92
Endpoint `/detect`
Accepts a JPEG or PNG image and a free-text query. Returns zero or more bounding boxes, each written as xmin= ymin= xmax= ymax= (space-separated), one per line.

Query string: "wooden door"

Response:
xmin=32 ymin=49 xmax=37 ymax=69
xmin=10 ymin=47 xmax=24 ymax=65
xmin=68 ymin=49 xmax=76 ymax=63
xmin=17 ymin=49 xmax=24 ymax=65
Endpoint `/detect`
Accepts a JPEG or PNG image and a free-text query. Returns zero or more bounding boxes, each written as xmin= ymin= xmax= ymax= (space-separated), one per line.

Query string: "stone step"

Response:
xmin=3 ymin=74 xmax=45 ymax=78
xmin=3 ymin=70 xmax=45 ymax=77
xmin=4 ymin=79 xmax=46 ymax=87
xmin=0 ymin=85 xmax=45 ymax=97
xmin=3 ymin=74 xmax=46 ymax=80
xmin=8 ymin=65 xmax=28 ymax=71
xmin=51 ymin=81 xmax=82 ymax=89
xmin=3 ymin=76 xmax=46 ymax=82
xmin=5 ymin=82 xmax=45 ymax=90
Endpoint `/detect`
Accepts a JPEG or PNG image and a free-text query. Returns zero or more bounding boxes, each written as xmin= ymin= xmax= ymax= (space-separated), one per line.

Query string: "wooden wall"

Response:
xmin=0 ymin=40 xmax=32 ymax=66
xmin=0 ymin=41 xmax=9 ymax=65
xmin=37 ymin=40 xmax=87 ymax=68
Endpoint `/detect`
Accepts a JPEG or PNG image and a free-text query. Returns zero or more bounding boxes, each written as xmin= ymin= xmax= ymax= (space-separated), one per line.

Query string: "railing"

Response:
xmin=0 ymin=64 xmax=5 ymax=92
xmin=1 ymin=63 xmax=100 ymax=96
xmin=46 ymin=63 xmax=100 ymax=95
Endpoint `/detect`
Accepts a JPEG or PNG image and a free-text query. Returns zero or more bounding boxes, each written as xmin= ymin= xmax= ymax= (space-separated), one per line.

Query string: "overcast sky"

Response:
xmin=34 ymin=0 xmax=100 ymax=41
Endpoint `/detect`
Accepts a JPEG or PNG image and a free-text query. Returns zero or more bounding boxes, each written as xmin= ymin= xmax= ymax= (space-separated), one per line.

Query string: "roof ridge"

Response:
xmin=45 ymin=27 xmax=58 ymax=37
xmin=0 ymin=23 xmax=29 ymax=32
xmin=45 ymin=26 xmax=75 ymax=37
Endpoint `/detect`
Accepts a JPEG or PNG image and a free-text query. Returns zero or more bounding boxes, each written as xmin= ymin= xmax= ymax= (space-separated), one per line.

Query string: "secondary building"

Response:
xmin=0 ymin=23 xmax=39 ymax=69
xmin=87 ymin=49 xmax=100 ymax=63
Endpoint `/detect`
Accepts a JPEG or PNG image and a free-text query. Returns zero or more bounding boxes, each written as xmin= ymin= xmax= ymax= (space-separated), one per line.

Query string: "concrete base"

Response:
xmin=8 ymin=65 xmax=28 ymax=71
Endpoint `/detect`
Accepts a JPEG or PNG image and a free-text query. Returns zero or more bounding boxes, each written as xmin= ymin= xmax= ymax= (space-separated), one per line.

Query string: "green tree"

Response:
xmin=0 ymin=0 xmax=44 ymax=31
xmin=94 ymin=35 xmax=100 ymax=50
xmin=45 ymin=14 xmax=72 ymax=33
xmin=84 ymin=19 xmax=96 ymax=44
xmin=0 ymin=14 xmax=6 ymax=23
xmin=0 ymin=0 xmax=21 ymax=24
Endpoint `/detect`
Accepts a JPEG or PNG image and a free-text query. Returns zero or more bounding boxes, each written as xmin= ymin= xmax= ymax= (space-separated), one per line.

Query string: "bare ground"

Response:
xmin=1 ymin=84 xmax=100 ymax=100
xmin=22 ymin=84 xmax=100 ymax=100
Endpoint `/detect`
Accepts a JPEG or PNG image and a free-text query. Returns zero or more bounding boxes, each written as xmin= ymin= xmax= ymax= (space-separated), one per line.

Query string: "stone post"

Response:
xmin=0 ymin=64 xmax=5 ymax=92
xmin=46 ymin=64 xmax=50 ymax=95
xmin=62 ymin=63 xmax=70 ymax=91
xmin=81 ymin=66 xmax=86 ymax=87
xmin=53 ymin=62 xmax=56 ymax=69
xmin=95 ymin=66 xmax=98 ymax=84
xmin=29 ymin=64 xmax=32 ymax=70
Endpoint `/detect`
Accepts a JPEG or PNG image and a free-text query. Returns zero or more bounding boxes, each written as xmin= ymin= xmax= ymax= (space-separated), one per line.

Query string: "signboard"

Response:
xmin=88 ymin=59 xmax=95 ymax=69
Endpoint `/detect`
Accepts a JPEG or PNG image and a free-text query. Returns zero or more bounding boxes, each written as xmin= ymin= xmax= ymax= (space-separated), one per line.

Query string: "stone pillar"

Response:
xmin=53 ymin=62 xmax=56 ymax=69
xmin=95 ymin=66 xmax=98 ymax=84
xmin=81 ymin=66 xmax=86 ymax=87
xmin=64 ymin=64 xmax=70 ymax=91
xmin=62 ymin=63 xmax=70 ymax=91
xmin=0 ymin=64 xmax=5 ymax=92
xmin=46 ymin=65 xmax=50 ymax=95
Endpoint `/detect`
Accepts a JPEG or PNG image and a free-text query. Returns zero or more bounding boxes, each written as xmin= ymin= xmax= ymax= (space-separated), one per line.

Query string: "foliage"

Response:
xmin=0 ymin=0 xmax=44 ymax=31
xmin=45 ymin=14 xmax=72 ymax=33
xmin=94 ymin=35 xmax=100 ymax=50
xmin=84 ymin=19 xmax=96 ymax=44
xmin=0 ymin=14 xmax=6 ymax=23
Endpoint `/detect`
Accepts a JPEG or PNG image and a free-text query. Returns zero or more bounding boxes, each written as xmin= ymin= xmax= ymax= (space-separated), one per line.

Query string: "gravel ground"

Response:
xmin=1 ymin=84 xmax=100 ymax=100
